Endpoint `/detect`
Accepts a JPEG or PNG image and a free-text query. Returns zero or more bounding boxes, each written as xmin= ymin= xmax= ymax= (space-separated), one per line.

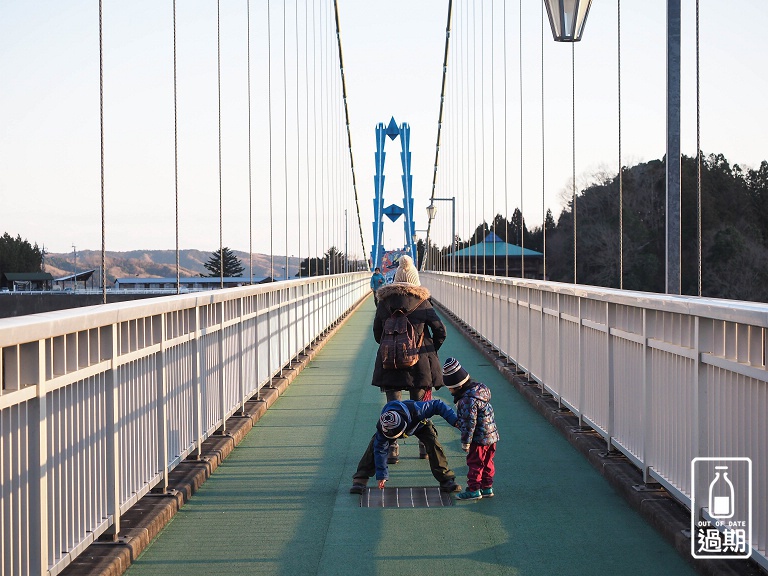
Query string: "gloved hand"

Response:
xmin=461 ymin=443 xmax=470 ymax=453
xmin=378 ymin=479 xmax=387 ymax=489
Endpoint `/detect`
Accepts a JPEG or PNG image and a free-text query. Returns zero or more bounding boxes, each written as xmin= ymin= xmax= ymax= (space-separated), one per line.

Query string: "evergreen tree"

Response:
xmin=203 ymin=247 xmax=244 ymax=277
xmin=0 ymin=233 xmax=44 ymax=282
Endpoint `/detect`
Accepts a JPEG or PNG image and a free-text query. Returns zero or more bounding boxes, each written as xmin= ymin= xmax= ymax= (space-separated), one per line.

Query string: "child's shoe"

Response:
xmin=349 ymin=480 xmax=368 ymax=494
xmin=456 ymin=489 xmax=482 ymax=500
xmin=480 ymin=487 xmax=494 ymax=498
xmin=418 ymin=441 xmax=428 ymax=459
xmin=439 ymin=479 xmax=462 ymax=493
xmin=387 ymin=441 xmax=399 ymax=464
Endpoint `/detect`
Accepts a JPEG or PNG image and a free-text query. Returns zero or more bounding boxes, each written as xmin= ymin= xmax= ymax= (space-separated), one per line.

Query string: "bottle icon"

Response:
xmin=709 ymin=465 xmax=735 ymax=519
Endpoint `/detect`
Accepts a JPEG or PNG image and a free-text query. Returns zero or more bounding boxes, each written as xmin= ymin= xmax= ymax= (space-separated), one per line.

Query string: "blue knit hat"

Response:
xmin=377 ymin=410 xmax=407 ymax=439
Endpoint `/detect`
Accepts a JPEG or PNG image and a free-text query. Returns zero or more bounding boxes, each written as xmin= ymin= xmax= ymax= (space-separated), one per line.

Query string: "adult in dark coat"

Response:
xmin=371 ymin=282 xmax=447 ymax=397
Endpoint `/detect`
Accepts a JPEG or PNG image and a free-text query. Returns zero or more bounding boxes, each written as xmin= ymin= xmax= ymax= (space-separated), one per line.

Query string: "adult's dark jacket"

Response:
xmin=372 ymin=283 xmax=447 ymax=392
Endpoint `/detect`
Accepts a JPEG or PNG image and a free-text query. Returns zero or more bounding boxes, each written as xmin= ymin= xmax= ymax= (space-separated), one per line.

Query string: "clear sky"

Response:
xmin=1 ymin=1 xmax=766 ymax=259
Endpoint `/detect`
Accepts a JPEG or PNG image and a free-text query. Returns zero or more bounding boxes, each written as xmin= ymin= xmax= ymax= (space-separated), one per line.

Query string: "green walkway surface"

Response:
xmin=125 ymin=300 xmax=696 ymax=576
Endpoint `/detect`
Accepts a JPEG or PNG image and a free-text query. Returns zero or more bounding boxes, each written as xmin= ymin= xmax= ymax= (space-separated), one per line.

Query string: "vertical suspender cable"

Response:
xmin=696 ymin=0 xmax=702 ymax=296
xmin=173 ymin=0 xmax=180 ymax=293
xmin=572 ymin=42 xmax=577 ymax=284
xmin=295 ymin=0 xmax=301 ymax=278
xmin=472 ymin=0 xmax=477 ymax=275
xmin=99 ymin=0 xmax=106 ymax=303
xmin=312 ymin=0 xmax=320 ymax=276
xmin=541 ymin=0 xmax=546 ymax=280
xmin=491 ymin=0 xmax=495 ymax=271
xmin=284 ymin=0 xmax=289 ymax=279
xmin=217 ymin=0 xmax=223 ymax=289
xmin=268 ymin=0 xmax=274 ymax=281
xmin=333 ymin=0 xmax=366 ymax=264
xmin=519 ymin=0 xmax=524 ymax=278
xmin=320 ymin=0 xmax=326 ymax=269
xmin=618 ymin=0 xmax=623 ymax=289
xmin=504 ymin=0 xmax=509 ymax=277
xmin=247 ymin=0 xmax=254 ymax=283
xmin=305 ymin=0 xmax=310 ymax=276
xmin=480 ymin=0 xmax=485 ymax=275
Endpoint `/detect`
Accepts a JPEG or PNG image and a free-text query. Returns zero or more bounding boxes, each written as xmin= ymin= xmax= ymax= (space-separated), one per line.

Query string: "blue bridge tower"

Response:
xmin=371 ymin=117 xmax=416 ymax=270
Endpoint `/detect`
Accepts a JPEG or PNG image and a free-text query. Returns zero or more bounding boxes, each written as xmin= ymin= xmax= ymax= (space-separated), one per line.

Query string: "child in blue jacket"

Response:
xmin=350 ymin=399 xmax=462 ymax=494
xmin=443 ymin=357 xmax=499 ymax=500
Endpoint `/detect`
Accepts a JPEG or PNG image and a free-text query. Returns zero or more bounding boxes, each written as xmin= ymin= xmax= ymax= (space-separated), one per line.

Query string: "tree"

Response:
xmin=203 ymin=247 xmax=244 ymax=277
xmin=0 ymin=233 xmax=44 ymax=283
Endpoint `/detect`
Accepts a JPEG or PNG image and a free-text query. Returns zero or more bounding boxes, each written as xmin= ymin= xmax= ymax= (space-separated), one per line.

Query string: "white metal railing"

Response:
xmin=423 ymin=271 xmax=767 ymax=568
xmin=0 ymin=272 xmax=368 ymax=576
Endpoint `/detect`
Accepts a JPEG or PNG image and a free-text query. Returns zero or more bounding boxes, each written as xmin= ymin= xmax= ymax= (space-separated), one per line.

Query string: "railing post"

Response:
xmin=578 ymin=296 xmax=585 ymax=425
xmin=693 ymin=315 xmax=710 ymax=497
xmin=606 ymin=301 xmax=615 ymax=450
xmin=104 ymin=323 xmax=121 ymax=537
xmin=29 ymin=339 xmax=49 ymax=576
xmin=218 ymin=301 xmax=226 ymax=433
xmin=642 ymin=309 xmax=653 ymax=482
xmin=191 ymin=305 xmax=203 ymax=457
xmin=156 ymin=315 xmax=169 ymax=492
xmin=238 ymin=297 xmax=245 ymax=412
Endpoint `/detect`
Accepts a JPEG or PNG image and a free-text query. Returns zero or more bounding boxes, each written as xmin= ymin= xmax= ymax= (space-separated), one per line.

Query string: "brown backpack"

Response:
xmin=380 ymin=300 xmax=425 ymax=370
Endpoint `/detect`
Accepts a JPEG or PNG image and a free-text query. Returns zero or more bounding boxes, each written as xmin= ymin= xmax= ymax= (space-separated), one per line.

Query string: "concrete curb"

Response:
xmin=60 ymin=294 xmax=371 ymax=576
xmin=434 ymin=302 xmax=765 ymax=576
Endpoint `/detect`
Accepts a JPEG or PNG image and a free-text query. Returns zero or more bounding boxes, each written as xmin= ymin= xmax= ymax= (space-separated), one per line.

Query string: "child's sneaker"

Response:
xmin=456 ymin=489 xmax=482 ymax=500
xmin=387 ymin=441 xmax=399 ymax=464
xmin=480 ymin=487 xmax=494 ymax=498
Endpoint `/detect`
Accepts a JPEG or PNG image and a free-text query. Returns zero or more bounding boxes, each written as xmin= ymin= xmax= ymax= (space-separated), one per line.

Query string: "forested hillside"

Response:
xmin=451 ymin=153 xmax=768 ymax=302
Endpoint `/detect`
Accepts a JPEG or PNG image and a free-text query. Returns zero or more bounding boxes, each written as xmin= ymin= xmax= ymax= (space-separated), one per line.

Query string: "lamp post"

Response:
xmin=427 ymin=197 xmax=456 ymax=272
xmin=544 ymin=0 xmax=680 ymax=292
xmin=543 ymin=0 xmax=593 ymax=284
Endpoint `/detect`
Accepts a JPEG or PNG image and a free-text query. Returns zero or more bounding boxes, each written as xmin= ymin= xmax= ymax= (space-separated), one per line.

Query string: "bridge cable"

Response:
xmin=505 ymin=0 xmax=509 ymax=277
xmin=304 ymin=0 xmax=310 ymax=276
xmin=310 ymin=0 xmax=321 ymax=276
xmin=541 ymin=0 xmax=546 ymax=280
xmin=618 ymin=0 xmax=623 ymax=289
xmin=268 ymin=0 xmax=274 ymax=282
xmin=572 ymin=41 xmax=577 ymax=284
xmin=173 ymin=0 xmax=180 ymax=294
xmin=284 ymin=0 xmax=288 ymax=281
xmin=696 ymin=0 xmax=702 ymax=296
xmin=99 ymin=0 xmax=106 ymax=303
xmin=427 ymin=0 xmax=454 ymax=271
xmin=295 ymin=0 xmax=301 ymax=278
xmin=247 ymin=0 xmax=254 ymax=284
xmin=519 ymin=0 xmax=524 ymax=278
xmin=217 ymin=0 xmax=223 ymax=289
xmin=481 ymin=0 xmax=485 ymax=276
xmin=491 ymin=0 xmax=496 ymax=276
xmin=472 ymin=0 xmax=478 ymax=277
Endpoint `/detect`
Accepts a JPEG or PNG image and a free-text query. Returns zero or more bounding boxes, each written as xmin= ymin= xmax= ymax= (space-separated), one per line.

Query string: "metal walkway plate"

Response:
xmin=359 ymin=486 xmax=454 ymax=508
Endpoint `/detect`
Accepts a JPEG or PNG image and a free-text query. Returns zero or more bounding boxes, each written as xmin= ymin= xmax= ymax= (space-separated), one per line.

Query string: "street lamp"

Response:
xmin=544 ymin=0 xmax=680 ymax=292
xmin=543 ymin=0 xmax=593 ymax=284
xmin=427 ymin=197 xmax=456 ymax=272
xmin=543 ymin=0 xmax=593 ymax=42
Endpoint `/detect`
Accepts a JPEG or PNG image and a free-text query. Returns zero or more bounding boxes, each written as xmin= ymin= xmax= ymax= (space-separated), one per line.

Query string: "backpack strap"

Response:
xmin=387 ymin=298 xmax=426 ymax=318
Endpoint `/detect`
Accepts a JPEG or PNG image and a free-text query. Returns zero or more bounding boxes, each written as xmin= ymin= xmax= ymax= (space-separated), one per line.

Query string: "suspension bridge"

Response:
xmin=0 ymin=1 xmax=766 ymax=576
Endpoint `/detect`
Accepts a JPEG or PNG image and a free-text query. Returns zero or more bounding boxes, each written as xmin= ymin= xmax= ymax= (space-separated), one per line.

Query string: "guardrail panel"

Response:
xmin=421 ymin=271 xmax=767 ymax=565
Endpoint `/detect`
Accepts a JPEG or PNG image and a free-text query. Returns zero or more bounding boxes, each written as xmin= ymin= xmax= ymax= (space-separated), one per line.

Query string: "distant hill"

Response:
xmin=44 ymin=249 xmax=302 ymax=284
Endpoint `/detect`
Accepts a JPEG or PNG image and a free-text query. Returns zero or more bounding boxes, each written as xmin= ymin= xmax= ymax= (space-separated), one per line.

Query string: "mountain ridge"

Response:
xmin=44 ymin=249 xmax=301 ymax=283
